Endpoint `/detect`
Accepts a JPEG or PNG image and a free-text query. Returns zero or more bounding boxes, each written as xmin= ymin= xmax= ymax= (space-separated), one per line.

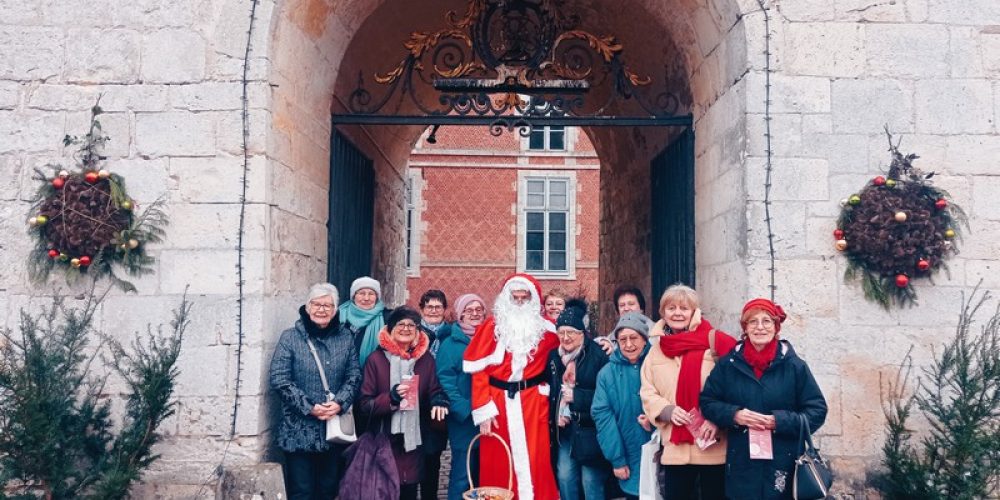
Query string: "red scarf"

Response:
xmin=659 ymin=320 xmax=726 ymax=444
xmin=742 ymin=339 xmax=778 ymax=378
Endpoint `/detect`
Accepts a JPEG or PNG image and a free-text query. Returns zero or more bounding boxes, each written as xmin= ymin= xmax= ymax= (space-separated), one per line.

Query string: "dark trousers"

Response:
xmin=284 ymin=447 xmax=343 ymax=500
xmin=399 ymin=482 xmax=419 ymax=500
xmin=660 ymin=464 xmax=725 ymax=500
xmin=421 ymin=450 xmax=443 ymax=499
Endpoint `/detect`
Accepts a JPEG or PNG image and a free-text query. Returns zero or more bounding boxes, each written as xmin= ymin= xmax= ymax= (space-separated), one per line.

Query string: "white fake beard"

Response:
xmin=494 ymin=289 xmax=547 ymax=377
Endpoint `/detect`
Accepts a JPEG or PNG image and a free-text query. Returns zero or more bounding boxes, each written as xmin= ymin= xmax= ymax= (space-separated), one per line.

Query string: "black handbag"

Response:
xmin=793 ymin=414 xmax=833 ymax=500
xmin=570 ymin=424 xmax=604 ymax=465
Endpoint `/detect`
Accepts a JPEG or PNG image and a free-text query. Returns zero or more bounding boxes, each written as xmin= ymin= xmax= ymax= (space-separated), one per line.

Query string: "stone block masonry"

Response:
xmin=0 ymin=0 xmax=997 ymax=497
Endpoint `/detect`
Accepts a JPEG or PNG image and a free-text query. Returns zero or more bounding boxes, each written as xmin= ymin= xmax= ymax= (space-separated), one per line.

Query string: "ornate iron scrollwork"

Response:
xmin=339 ymin=0 xmax=687 ymax=129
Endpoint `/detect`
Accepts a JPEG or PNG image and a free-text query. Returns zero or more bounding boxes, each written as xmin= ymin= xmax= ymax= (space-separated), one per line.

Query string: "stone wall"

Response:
xmin=739 ymin=0 xmax=1000 ymax=489
xmin=0 ymin=0 xmax=998 ymax=496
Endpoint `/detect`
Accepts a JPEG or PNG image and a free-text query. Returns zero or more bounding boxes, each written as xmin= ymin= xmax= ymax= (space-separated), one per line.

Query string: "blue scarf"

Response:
xmin=338 ymin=300 xmax=385 ymax=366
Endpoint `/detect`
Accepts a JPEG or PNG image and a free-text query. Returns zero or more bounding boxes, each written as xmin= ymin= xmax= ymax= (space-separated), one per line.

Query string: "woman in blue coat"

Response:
xmin=699 ymin=299 xmax=827 ymax=500
xmin=592 ymin=312 xmax=655 ymax=499
xmin=435 ymin=293 xmax=488 ymax=500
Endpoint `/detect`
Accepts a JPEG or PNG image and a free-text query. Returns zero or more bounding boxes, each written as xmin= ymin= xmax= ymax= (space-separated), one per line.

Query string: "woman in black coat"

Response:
xmin=699 ymin=299 xmax=827 ymax=500
xmin=547 ymin=301 xmax=610 ymax=500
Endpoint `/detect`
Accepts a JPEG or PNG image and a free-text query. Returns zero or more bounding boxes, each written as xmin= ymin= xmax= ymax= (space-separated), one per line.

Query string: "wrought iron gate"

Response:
xmin=327 ymin=130 xmax=375 ymax=301
xmin=650 ymin=128 xmax=696 ymax=316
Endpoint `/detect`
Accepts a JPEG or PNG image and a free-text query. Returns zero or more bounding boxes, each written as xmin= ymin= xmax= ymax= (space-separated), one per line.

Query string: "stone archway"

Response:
xmin=265 ymin=0 xmax=752 ymax=322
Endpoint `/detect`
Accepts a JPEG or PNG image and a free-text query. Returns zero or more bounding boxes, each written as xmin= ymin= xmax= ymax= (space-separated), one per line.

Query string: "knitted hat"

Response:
xmin=350 ymin=276 xmax=381 ymax=299
xmin=387 ymin=306 xmax=421 ymax=330
xmin=740 ymin=298 xmax=787 ymax=333
xmin=613 ymin=312 xmax=652 ymax=340
xmin=455 ymin=293 xmax=486 ymax=317
xmin=556 ymin=298 xmax=589 ymax=332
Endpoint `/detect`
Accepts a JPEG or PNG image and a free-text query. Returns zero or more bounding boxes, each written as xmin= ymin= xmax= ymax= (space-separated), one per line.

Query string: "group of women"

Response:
xmin=269 ymin=278 xmax=827 ymax=500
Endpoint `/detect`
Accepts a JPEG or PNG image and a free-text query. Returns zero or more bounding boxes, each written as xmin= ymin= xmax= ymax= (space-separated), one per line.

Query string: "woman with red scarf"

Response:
xmin=699 ymin=299 xmax=827 ymax=499
xmin=639 ymin=285 xmax=736 ymax=500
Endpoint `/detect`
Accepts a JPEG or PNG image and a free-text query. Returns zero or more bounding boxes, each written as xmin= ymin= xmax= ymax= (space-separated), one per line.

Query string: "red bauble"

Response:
xmin=84 ymin=172 xmax=99 ymax=184
xmin=895 ymin=274 xmax=909 ymax=288
xmin=79 ymin=255 xmax=92 ymax=266
xmin=52 ymin=177 xmax=65 ymax=189
xmin=935 ymin=199 xmax=948 ymax=210
xmin=873 ymin=176 xmax=886 ymax=186
xmin=917 ymin=259 xmax=930 ymax=271
xmin=48 ymin=249 xmax=59 ymax=258
xmin=833 ymin=229 xmax=844 ymax=239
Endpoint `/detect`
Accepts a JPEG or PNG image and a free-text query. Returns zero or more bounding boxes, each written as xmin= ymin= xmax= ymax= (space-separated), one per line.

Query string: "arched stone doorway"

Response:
xmin=267 ymin=0 xmax=751 ymax=328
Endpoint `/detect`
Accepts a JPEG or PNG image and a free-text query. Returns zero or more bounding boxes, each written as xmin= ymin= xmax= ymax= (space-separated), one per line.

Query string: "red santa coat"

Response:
xmin=463 ymin=316 xmax=560 ymax=500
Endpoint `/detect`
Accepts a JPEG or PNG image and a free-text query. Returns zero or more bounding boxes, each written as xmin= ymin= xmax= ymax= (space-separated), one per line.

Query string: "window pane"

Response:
xmin=549 ymin=251 xmax=566 ymax=271
xmin=550 ymin=231 xmax=566 ymax=251
xmin=529 ymin=129 xmax=545 ymax=150
xmin=526 ymin=212 xmax=544 ymax=231
xmin=549 ymin=194 xmax=567 ymax=209
xmin=549 ymin=180 xmax=566 ymax=196
xmin=549 ymin=212 xmax=566 ymax=231
xmin=527 ymin=180 xmax=545 ymax=194
xmin=526 ymin=251 xmax=544 ymax=270
xmin=526 ymin=232 xmax=544 ymax=251
xmin=549 ymin=127 xmax=565 ymax=150
xmin=527 ymin=193 xmax=545 ymax=207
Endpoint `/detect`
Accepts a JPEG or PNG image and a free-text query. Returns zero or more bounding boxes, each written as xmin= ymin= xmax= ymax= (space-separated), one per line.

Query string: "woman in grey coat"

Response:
xmin=269 ymin=283 xmax=362 ymax=500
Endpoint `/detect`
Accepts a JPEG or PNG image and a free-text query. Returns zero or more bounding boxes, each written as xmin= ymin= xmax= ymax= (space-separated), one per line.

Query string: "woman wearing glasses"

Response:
xmin=357 ymin=306 xmax=450 ymax=500
xmin=699 ymin=299 xmax=827 ymax=500
xmin=269 ymin=283 xmax=362 ymax=500
xmin=435 ymin=293 xmax=488 ymax=500
xmin=547 ymin=299 xmax=611 ymax=500
xmin=416 ymin=289 xmax=450 ymax=499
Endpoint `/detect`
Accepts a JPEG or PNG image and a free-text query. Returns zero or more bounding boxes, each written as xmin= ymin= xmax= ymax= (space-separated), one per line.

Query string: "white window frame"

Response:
xmin=405 ymin=171 xmax=422 ymax=276
xmin=516 ymin=171 xmax=576 ymax=279
xmin=526 ymin=125 xmax=568 ymax=151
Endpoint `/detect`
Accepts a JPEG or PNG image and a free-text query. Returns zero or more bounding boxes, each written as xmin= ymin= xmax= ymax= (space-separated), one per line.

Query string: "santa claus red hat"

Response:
xmin=501 ymin=273 xmax=544 ymax=300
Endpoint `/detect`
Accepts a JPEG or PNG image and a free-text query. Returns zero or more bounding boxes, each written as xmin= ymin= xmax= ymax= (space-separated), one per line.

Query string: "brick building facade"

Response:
xmin=405 ymin=125 xmax=601 ymax=310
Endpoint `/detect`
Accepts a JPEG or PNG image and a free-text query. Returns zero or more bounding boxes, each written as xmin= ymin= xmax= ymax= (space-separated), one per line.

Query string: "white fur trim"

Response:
xmin=504 ymin=392 xmax=534 ymax=500
xmin=509 ymin=352 xmax=526 ymax=381
xmin=463 ymin=336 xmax=507 ymax=374
xmin=542 ymin=319 xmax=556 ymax=332
xmin=538 ymin=383 xmax=550 ymax=396
xmin=505 ymin=276 xmax=535 ymax=293
xmin=471 ymin=400 xmax=499 ymax=425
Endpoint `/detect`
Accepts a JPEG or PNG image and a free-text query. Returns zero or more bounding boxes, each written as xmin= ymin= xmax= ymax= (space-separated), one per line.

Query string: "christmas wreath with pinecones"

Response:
xmin=26 ymin=103 xmax=167 ymax=292
xmin=834 ymin=131 xmax=967 ymax=309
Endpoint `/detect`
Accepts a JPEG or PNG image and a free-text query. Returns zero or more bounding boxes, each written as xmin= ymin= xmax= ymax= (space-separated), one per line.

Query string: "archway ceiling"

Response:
xmin=326 ymin=0 xmax=743 ymax=121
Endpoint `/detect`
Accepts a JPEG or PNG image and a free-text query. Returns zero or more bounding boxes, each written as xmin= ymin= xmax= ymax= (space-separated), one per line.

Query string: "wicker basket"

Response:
xmin=463 ymin=433 xmax=515 ymax=500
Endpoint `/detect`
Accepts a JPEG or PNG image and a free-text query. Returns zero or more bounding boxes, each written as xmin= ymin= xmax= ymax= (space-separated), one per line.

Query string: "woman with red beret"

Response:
xmin=699 ymin=298 xmax=828 ymax=500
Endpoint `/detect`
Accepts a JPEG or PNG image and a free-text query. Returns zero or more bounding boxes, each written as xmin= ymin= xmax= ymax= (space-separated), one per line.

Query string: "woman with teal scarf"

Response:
xmin=338 ymin=276 xmax=388 ymax=367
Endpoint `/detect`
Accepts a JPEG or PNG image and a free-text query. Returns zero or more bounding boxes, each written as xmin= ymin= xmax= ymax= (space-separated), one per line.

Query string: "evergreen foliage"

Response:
xmin=0 ymin=291 xmax=189 ymax=499
xmin=880 ymin=286 xmax=1000 ymax=499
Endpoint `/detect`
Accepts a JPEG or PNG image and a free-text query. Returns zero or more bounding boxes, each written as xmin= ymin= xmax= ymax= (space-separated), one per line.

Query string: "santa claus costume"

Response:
xmin=463 ymin=274 xmax=560 ymax=500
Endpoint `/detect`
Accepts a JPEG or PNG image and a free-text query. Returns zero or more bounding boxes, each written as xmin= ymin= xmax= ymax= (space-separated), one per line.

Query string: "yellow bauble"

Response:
xmin=944 ymin=228 xmax=956 ymax=239
xmin=835 ymin=239 xmax=848 ymax=251
xmin=894 ymin=211 xmax=907 ymax=222
xmin=70 ymin=258 xmax=81 ymax=268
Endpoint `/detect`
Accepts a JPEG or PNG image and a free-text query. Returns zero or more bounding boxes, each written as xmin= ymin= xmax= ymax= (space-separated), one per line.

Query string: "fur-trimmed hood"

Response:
xmin=377 ymin=327 xmax=430 ymax=360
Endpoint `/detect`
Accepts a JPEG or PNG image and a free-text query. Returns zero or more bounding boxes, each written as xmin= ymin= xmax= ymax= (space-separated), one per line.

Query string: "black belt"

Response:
xmin=490 ymin=373 xmax=547 ymax=399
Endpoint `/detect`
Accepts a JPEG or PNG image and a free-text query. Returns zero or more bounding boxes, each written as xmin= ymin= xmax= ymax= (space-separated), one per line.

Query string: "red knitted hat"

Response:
xmin=740 ymin=298 xmax=787 ymax=333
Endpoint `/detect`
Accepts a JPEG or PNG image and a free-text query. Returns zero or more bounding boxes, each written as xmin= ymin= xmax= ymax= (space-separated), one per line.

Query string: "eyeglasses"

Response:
xmin=309 ymin=302 xmax=335 ymax=311
xmin=423 ymin=304 xmax=444 ymax=311
xmin=462 ymin=307 xmax=485 ymax=315
xmin=746 ymin=318 xmax=775 ymax=329
xmin=394 ymin=322 xmax=418 ymax=331
xmin=557 ymin=329 xmax=583 ymax=337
